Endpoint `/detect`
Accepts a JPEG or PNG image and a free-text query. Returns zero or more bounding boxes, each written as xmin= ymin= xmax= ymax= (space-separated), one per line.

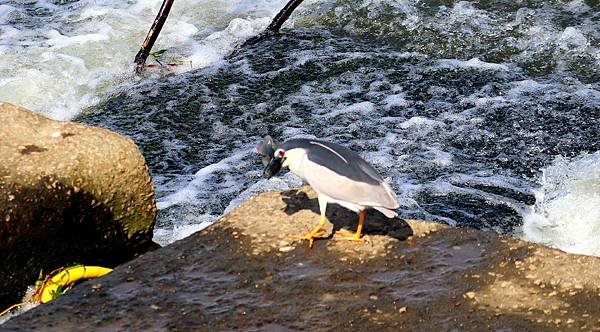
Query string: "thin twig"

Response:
xmin=0 ymin=303 xmax=26 ymax=317
xmin=134 ymin=0 xmax=175 ymax=72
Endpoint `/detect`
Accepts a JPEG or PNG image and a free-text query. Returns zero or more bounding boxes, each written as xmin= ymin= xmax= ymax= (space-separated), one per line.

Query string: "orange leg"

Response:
xmin=334 ymin=210 xmax=367 ymax=243
xmin=290 ymin=214 xmax=329 ymax=248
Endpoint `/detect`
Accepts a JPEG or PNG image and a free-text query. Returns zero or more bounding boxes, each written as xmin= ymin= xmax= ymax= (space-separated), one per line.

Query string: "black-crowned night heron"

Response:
xmin=257 ymin=136 xmax=399 ymax=248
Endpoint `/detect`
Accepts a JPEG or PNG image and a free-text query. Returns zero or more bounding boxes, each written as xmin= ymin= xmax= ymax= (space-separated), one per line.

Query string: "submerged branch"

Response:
xmin=134 ymin=0 xmax=175 ymax=72
xmin=134 ymin=0 xmax=305 ymax=72
xmin=242 ymin=0 xmax=305 ymax=47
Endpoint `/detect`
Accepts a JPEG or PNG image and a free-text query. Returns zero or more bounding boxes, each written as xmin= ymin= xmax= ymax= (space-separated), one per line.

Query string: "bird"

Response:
xmin=256 ymin=135 xmax=399 ymax=248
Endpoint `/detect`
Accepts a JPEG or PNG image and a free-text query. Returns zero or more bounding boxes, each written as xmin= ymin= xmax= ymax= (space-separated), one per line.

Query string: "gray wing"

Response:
xmin=302 ymin=158 xmax=399 ymax=210
xmin=282 ymin=139 xmax=383 ymax=186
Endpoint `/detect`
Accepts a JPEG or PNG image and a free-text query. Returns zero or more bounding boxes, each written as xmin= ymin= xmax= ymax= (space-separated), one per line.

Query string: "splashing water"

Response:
xmin=521 ymin=152 xmax=600 ymax=256
xmin=0 ymin=0 xmax=287 ymax=119
xmin=2 ymin=0 xmax=600 ymax=254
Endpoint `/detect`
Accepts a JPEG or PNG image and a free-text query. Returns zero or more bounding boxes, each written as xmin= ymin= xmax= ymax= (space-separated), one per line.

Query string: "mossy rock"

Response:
xmin=0 ymin=102 xmax=157 ymax=307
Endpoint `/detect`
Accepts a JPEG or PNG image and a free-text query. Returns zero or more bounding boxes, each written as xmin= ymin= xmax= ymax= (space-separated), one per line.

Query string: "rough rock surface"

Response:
xmin=0 ymin=102 xmax=157 ymax=307
xmin=3 ymin=187 xmax=600 ymax=330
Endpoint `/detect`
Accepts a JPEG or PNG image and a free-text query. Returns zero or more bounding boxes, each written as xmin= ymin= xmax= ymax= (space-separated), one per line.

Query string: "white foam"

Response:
xmin=564 ymin=0 xmax=591 ymax=14
xmin=383 ymin=93 xmax=409 ymax=110
xmin=514 ymin=11 xmax=599 ymax=69
xmin=398 ymin=116 xmax=443 ymax=130
xmin=425 ymin=147 xmax=453 ymax=167
xmin=153 ymin=146 xmax=306 ymax=245
xmin=157 ymin=148 xmax=251 ymax=209
xmin=521 ymin=152 xmax=600 ymax=257
xmin=0 ymin=4 xmax=16 ymax=24
xmin=557 ymin=27 xmax=589 ymax=50
xmin=324 ymin=101 xmax=376 ymax=119
xmin=292 ymin=50 xmax=319 ymax=66
xmin=45 ymin=25 xmax=113 ymax=48
xmin=435 ymin=58 xmax=510 ymax=71
xmin=187 ymin=17 xmax=272 ymax=68
xmin=152 ymin=216 xmax=215 ymax=246
xmin=0 ymin=0 xmax=288 ymax=120
xmin=448 ymin=1 xmax=489 ymax=21
xmin=505 ymin=79 xmax=550 ymax=98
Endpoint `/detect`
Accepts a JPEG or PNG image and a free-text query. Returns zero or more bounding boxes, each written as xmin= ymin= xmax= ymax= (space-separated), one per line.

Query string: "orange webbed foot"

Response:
xmin=290 ymin=216 xmax=329 ymax=248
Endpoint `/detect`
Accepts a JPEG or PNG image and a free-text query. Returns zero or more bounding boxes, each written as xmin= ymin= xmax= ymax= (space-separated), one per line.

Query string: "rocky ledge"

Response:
xmin=3 ymin=187 xmax=600 ymax=330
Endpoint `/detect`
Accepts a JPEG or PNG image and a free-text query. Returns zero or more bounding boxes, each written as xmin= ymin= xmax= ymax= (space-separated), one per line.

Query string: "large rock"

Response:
xmin=0 ymin=102 xmax=157 ymax=307
xmin=3 ymin=186 xmax=600 ymax=330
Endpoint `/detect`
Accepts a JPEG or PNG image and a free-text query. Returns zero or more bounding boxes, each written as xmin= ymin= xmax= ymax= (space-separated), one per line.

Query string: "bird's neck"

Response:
xmin=283 ymin=148 xmax=307 ymax=180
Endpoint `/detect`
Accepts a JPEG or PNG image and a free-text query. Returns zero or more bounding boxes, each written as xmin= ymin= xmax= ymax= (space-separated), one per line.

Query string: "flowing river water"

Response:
xmin=1 ymin=0 xmax=599 ymax=255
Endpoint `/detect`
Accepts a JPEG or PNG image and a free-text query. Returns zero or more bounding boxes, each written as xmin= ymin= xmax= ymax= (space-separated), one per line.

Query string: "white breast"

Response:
xmin=282 ymin=148 xmax=308 ymax=181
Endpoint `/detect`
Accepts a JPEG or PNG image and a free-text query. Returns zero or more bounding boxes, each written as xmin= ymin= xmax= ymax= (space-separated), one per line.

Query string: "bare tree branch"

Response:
xmin=134 ymin=0 xmax=175 ymax=72
xmin=242 ymin=0 xmax=305 ymax=47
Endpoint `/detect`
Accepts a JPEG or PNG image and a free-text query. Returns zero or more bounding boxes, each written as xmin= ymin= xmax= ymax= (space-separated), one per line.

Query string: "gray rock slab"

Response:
xmin=3 ymin=187 xmax=600 ymax=330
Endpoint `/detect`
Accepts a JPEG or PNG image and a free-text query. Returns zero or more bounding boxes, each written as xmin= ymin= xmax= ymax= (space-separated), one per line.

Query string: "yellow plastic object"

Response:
xmin=39 ymin=266 xmax=113 ymax=303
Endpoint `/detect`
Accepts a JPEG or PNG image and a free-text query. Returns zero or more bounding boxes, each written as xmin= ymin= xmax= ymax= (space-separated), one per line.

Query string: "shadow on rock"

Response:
xmin=0 ymin=177 xmax=155 ymax=307
xmin=280 ymin=189 xmax=413 ymax=241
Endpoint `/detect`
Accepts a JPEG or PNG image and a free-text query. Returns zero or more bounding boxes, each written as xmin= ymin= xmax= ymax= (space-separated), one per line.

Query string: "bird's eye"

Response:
xmin=278 ymin=150 xmax=285 ymax=157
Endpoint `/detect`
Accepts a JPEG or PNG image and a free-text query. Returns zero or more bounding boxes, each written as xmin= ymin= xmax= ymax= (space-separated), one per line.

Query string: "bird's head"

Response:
xmin=256 ymin=135 xmax=285 ymax=178
xmin=264 ymin=148 xmax=286 ymax=178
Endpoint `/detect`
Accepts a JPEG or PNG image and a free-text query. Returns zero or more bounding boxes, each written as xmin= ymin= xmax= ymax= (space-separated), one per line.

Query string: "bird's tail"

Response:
xmin=374 ymin=206 xmax=398 ymax=218
xmin=381 ymin=181 xmax=400 ymax=209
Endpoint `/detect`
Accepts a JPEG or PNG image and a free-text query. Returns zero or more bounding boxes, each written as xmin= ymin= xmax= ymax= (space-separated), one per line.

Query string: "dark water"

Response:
xmin=76 ymin=0 xmax=600 ymax=246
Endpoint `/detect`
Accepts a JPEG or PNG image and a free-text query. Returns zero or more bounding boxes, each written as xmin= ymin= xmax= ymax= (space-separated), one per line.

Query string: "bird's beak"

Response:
xmin=264 ymin=156 xmax=284 ymax=179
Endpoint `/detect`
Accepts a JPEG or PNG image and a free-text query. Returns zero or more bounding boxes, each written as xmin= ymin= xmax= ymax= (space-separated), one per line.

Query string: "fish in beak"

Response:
xmin=264 ymin=155 xmax=284 ymax=178
xmin=257 ymin=135 xmax=285 ymax=178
